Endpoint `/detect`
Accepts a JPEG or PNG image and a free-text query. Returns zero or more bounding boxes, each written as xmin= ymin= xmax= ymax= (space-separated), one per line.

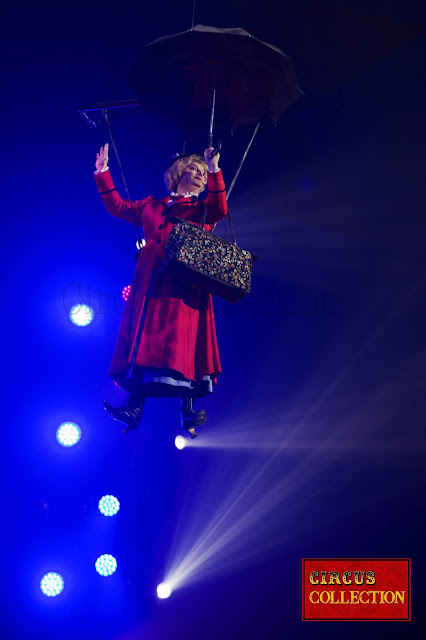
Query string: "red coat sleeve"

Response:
xmin=205 ymin=170 xmax=227 ymax=225
xmin=94 ymin=170 xmax=152 ymax=227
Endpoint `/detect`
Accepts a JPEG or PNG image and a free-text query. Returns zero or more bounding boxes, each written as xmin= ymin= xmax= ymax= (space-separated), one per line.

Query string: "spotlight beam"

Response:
xmin=163 ymin=278 xmax=425 ymax=591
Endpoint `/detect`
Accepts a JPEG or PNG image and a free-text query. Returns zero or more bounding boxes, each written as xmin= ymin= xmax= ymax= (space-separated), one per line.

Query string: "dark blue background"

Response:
xmin=2 ymin=1 xmax=425 ymax=638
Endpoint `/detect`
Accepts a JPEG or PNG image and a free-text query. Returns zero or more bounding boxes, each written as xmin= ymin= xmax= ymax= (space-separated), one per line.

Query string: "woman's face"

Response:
xmin=177 ymin=161 xmax=207 ymax=194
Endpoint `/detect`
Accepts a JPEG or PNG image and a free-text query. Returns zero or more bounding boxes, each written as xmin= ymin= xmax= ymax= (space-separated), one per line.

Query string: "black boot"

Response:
xmin=180 ymin=394 xmax=207 ymax=439
xmin=103 ymin=391 xmax=145 ymax=434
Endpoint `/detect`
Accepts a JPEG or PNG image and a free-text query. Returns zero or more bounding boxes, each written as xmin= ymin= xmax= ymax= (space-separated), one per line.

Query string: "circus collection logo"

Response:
xmin=302 ymin=558 xmax=411 ymax=621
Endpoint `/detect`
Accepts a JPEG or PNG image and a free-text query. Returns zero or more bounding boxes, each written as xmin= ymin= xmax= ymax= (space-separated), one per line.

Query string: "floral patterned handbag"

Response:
xmin=160 ymin=206 xmax=257 ymax=303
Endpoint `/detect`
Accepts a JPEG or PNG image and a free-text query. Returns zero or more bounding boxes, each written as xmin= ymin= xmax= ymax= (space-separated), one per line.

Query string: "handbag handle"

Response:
xmin=199 ymin=203 xmax=237 ymax=246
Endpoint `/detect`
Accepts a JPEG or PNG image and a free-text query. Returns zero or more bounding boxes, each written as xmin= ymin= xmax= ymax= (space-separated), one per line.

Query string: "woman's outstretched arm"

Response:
xmin=203 ymin=147 xmax=227 ymax=226
xmin=94 ymin=143 xmax=151 ymax=227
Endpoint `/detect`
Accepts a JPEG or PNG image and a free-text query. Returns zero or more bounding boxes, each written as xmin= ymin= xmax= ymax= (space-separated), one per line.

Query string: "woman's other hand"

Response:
xmin=95 ymin=143 xmax=109 ymax=171
xmin=204 ymin=147 xmax=220 ymax=172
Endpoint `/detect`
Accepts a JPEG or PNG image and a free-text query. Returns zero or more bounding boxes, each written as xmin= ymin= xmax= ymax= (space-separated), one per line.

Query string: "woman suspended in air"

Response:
xmin=94 ymin=143 xmax=227 ymax=438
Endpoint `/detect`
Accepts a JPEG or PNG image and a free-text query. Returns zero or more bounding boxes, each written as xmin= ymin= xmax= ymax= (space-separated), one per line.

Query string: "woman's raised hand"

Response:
xmin=204 ymin=147 xmax=220 ymax=172
xmin=95 ymin=143 xmax=109 ymax=171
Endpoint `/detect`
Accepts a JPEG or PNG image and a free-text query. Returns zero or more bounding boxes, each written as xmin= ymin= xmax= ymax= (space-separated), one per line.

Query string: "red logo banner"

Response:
xmin=302 ymin=558 xmax=411 ymax=621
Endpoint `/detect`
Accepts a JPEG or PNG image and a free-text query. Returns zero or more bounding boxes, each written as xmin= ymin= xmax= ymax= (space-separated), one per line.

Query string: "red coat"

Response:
xmin=94 ymin=169 xmax=228 ymax=391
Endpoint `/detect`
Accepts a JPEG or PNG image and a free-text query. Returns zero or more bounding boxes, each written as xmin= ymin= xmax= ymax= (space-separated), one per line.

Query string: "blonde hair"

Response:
xmin=164 ymin=154 xmax=208 ymax=194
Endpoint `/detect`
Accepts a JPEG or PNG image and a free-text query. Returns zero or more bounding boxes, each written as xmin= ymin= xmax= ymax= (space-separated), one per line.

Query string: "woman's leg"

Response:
xmin=180 ymin=389 xmax=207 ymax=439
xmin=103 ymin=389 xmax=146 ymax=434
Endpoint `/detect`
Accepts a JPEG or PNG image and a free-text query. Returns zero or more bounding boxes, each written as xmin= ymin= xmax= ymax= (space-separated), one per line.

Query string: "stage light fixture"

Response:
xmin=40 ymin=572 xmax=64 ymax=597
xmin=98 ymin=495 xmax=120 ymax=517
xmin=156 ymin=582 xmax=172 ymax=599
xmin=56 ymin=422 xmax=81 ymax=447
xmin=69 ymin=303 xmax=94 ymax=326
xmin=95 ymin=554 xmax=117 ymax=576
xmin=174 ymin=435 xmax=186 ymax=450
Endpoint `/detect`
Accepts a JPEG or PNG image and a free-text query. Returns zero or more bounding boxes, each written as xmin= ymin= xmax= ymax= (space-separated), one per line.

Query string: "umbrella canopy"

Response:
xmin=128 ymin=24 xmax=302 ymax=132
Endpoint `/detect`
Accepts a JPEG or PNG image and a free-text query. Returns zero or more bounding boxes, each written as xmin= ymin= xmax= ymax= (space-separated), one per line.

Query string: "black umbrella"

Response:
xmin=128 ymin=24 xmax=302 ymax=136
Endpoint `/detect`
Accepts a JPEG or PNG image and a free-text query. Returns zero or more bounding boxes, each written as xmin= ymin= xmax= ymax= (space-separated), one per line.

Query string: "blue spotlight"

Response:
xmin=69 ymin=303 xmax=94 ymax=327
xmin=156 ymin=582 xmax=172 ymax=599
xmin=40 ymin=572 xmax=64 ymax=597
xmin=174 ymin=436 xmax=186 ymax=450
xmin=98 ymin=495 xmax=120 ymax=517
xmin=95 ymin=554 xmax=117 ymax=577
xmin=56 ymin=422 xmax=81 ymax=447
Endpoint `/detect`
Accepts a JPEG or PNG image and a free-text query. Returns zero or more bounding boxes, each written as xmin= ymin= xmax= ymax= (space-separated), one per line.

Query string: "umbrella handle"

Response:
xmin=209 ymin=138 xmax=222 ymax=158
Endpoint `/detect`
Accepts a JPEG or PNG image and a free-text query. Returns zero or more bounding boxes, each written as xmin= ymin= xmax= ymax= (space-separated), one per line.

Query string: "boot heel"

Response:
xmin=180 ymin=395 xmax=207 ymax=437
